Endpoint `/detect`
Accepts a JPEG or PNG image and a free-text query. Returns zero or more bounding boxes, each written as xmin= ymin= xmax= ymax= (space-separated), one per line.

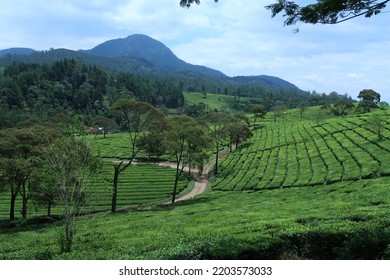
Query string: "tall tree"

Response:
xmin=165 ymin=115 xmax=211 ymax=203
xmin=110 ymin=99 xmax=165 ymax=213
xmin=200 ymin=112 xmax=234 ymax=175
xmin=0 ymin=126 xmax=58 ymax=223
xmin=248 ymin=104 xmax=266 ymax=128
xmin=41 ymin=138 xmax=100 ymax=252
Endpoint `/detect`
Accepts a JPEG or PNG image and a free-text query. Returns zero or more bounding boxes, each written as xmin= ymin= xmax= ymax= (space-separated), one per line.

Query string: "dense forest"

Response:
xmin=0 ymin=58 xmax=355 ymax=130
xmin=0 ymin=59 xmax=183 ymax=128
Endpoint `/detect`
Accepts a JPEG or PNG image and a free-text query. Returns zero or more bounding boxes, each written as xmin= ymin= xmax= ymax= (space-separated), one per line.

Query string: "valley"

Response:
xmin=0 ymin=35 xmax=389 ymax=260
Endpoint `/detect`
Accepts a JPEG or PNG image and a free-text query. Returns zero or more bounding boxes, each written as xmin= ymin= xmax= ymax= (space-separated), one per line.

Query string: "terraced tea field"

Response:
xmin=212 ymin=111 xmax=390 ymax=191
xmin=0 ymin=163 xmax=188 ymax=220
xmin=2 ymin=176 xmax=390 ymax=259
xmin=1 ymin=107 xmax=390 ymax=260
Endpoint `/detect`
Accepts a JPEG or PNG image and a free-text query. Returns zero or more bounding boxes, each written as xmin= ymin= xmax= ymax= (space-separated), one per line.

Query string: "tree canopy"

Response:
xmin=266 ymin=0 xmax=389 ymax=26
xmin=180 ymin=0 xmax=389 ymax=27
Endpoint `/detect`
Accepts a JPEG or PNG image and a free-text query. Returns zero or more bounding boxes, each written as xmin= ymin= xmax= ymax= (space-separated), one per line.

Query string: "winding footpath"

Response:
xmin=108 ymin=148 xmax=230 ymax=203
xmin=175 ymin=159 xmax=214 ymax=202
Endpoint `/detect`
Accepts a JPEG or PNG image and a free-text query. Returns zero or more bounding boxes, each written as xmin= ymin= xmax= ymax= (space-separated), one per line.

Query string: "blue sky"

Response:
xmin=1 ymin=0 xmax=389 ymax=102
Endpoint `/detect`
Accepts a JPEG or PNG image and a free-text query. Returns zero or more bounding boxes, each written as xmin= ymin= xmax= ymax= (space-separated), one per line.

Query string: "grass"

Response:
xmin=1 ymin=177 xmax=389 ymax=259
xmin=183 ymin=91 xmax=263 ymax=112
xmin=1 ymin=104 xmax=390 ymax=260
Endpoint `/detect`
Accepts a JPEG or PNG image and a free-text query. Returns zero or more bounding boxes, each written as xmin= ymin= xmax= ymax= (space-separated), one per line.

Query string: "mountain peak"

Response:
xmin=83 ymin=34 xmax=225 ymax=77
xmin=84 ymin=34 xmax=178 ymax=68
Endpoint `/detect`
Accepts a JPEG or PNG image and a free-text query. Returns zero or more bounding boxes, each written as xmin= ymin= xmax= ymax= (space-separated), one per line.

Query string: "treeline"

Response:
xmin=0 ymin=59 xmax=184 ymax=128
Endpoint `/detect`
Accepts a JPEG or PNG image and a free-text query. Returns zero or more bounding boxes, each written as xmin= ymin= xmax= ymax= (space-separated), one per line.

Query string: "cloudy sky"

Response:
xmin=1 ymin=0 xmax=389 ymax=101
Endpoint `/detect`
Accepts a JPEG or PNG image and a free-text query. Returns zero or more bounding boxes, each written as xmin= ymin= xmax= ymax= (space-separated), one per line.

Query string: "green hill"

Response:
xmin=1 ymin=176 xmax=390 ymax=259
xmin=212 ymin=110 xmax=390 ymax=191
xmin=1 ymin=107 xmax=389 ymax=260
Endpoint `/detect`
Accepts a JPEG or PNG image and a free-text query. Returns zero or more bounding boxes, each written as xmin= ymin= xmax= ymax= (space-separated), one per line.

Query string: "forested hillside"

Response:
xmin=0 ymin=59 xmax=183 ymax=128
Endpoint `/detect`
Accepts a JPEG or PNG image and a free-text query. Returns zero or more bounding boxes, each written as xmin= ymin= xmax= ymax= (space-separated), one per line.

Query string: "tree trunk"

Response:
xmin=21 ymin=182 xmax=28 ymax=219
xmin=47 ymin=201 xmax=52 ymax=217
xmin=111 ymin=165 xmax=120 ymax=213
xmin=10 ymin=192 xmax=17 ymax=224
xmin=9 ymin=184 xmax=20 ymax=224
xmin=235 ymin=134 xmax=240 ymax=149
xmin=171 ymin=162 xmax=181 ymax=204
xmin=21 ymin=196 xmax=27 ymax=219
xmin=214 ymin=142 xmax=219 ymax=175
xmin=62 ymin=216 xmax=74 ymax=252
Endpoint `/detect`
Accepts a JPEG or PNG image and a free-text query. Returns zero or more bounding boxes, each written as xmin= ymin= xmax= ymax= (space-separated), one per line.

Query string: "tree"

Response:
xmin=357 ymin=89 xmax=381 ymax=113
xmin=299 ymin=103 xmax=307 ymax=119
xmin=331 ymin=99 xmax=355 ymax=116
xmin=366 ymin=114 xmax=385 ymax=141
xmin=200 ymin=112 xmax=234 ymax=175
xmin=180 ymin=0 xmax=218 ymax=7
xmin=110 ymin=99 xmax=165 ymax=213
xmin=93 ymin=115 xmax=119 ymax=138
xmin=0 ymin=126 xmax=59 ymax=224
xmin=181 ymin=1 xmax=389 ymax=28
xmin=41 ymin=138 xmax=100 ymax=252
xmin=272 ymin=105 xmax=286 ymax=122
xmin=136 ymin=131 xmax=166 ymax=160
xmin=226 ymin=121 xmax=253 ymax=152
xmin=165 ymin=115 xmax=211 ymax=203
xmin=248 ymin=104 xmax=266 ymax=128
xmin=266 ymin=0 xmax=389 ymax=28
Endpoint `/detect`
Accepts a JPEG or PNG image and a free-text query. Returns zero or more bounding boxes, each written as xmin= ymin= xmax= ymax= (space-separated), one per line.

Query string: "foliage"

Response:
xmin=247 ymin=104 xmax=266 ymax=128
xmin=200 ymin=112 xmax=236 ymax=175
xmin=0 ymin=126 xmax=60 ymax=223
xmin=41 ymin=138 xmax=100 ymax=252
xmin=180 ymin=0 xmax=219 ymax=8
xmin=366 ymin=114 xmax=385 ymax=141
xmin=180 ymin=1 xmax=389 ymax=31
xmin=330 ymin=99 xmax=355 ymax=116
xmin=266 ymin=0 xmax=389 ymax=28
xmin=165 ymin=115 xmax=212 ymax=203
xmin=0 ymin=60 xmax=183 ymax=129
xmin=357 ymin=89 xmax=381 ymax=113
xmin=109 ymin=99 xmax=165 ymax=212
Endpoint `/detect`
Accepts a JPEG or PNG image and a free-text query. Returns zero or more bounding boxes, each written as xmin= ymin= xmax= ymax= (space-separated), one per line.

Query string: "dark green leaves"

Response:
xmin=266 ymin=0 xmax=389 ymax=26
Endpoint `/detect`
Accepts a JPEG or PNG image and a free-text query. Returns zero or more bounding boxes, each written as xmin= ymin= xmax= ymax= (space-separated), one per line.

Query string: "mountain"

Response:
xmin=0 ymin=48 xmax=36 ymax=57
xmin=0 ymin=34 xmax=301 ymax=93
xmin=82 ymin=34 xmax=226 ymax=78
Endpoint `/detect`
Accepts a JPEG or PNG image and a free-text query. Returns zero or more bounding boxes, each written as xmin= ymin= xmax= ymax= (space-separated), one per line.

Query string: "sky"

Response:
xmin=1 ymin=0 xmax=389 ymax=102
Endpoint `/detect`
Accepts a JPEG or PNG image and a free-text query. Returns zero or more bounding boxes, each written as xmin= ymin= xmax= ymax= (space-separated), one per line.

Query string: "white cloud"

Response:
xmin=347 ymin=73 xmax=364 ymax=79
xmin=0 ymin=0 xmax=389 ymax=102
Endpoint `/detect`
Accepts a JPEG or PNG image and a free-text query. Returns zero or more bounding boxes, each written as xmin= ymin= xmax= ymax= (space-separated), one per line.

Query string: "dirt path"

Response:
xmin=174 ymin=159 xmax=215 ymax=202
xmin=107 ymin=148 xmax=231 ymax=203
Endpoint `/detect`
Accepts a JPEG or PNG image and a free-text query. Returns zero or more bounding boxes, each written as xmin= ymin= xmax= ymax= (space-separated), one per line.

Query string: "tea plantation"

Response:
xmin=0 ymin=163 xmax=188 ymax=219
xmin=212 ymin=110 xmax=390 ymax=191
xmin=1 ymin=107 xmax=390 ymax=260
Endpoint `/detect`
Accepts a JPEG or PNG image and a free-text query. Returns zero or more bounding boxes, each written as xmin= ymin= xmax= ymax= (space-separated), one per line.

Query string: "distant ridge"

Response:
xmin=0 ymin=48 xmax=36 ymax=57
xmin=232 ymin=75 xmax=299 ymax=90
